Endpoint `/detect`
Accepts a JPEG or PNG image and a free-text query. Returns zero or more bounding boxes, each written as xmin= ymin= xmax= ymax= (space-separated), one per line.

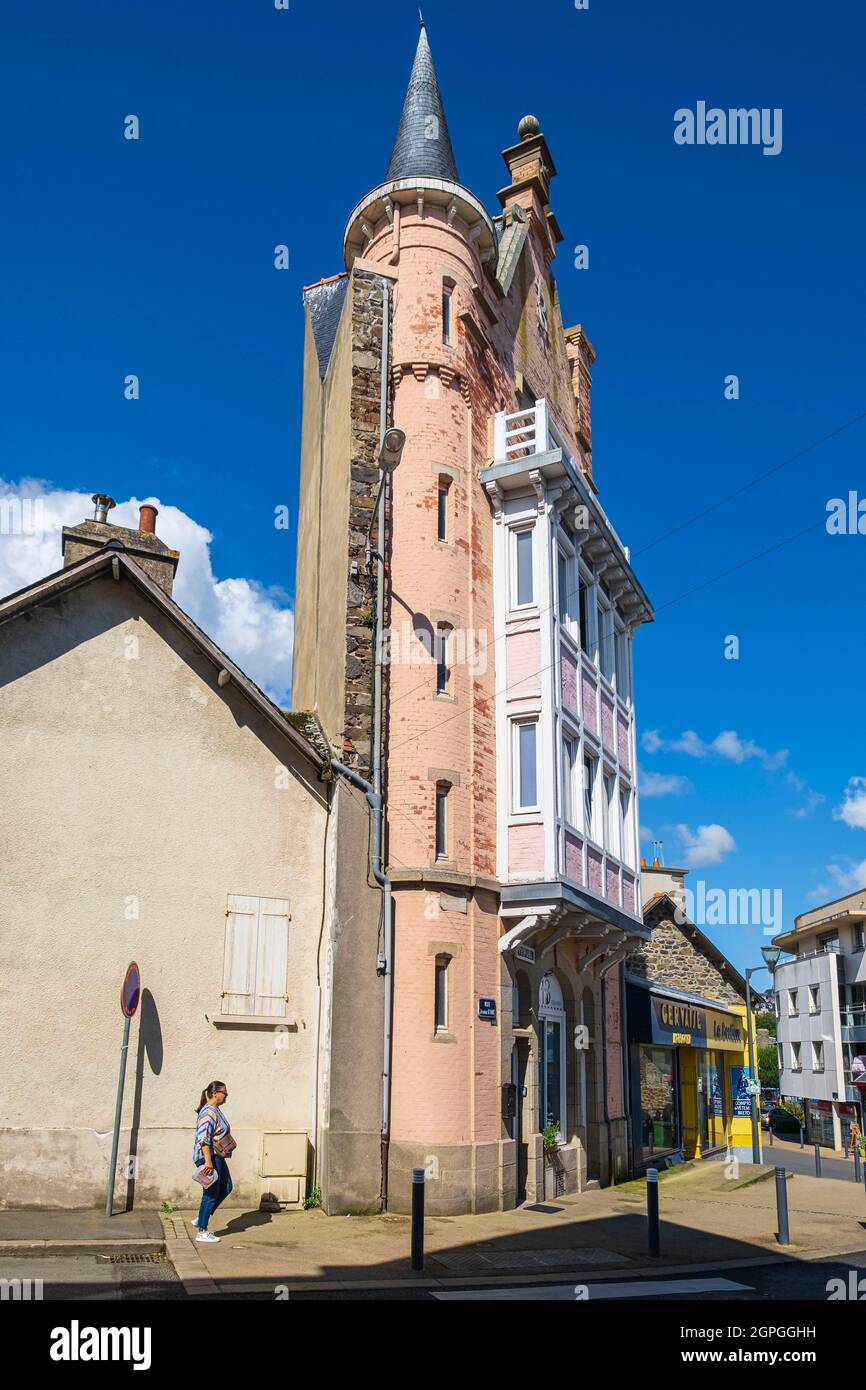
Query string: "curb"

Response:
xmin=171 ymin=1241 xmax=866 ymax=1297
xmin=161 ymin=1217 xmax=219 ymax=1297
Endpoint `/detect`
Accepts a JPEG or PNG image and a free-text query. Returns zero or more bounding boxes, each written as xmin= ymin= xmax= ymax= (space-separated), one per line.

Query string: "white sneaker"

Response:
xmin=191 ymin=1220 xmax=200 ymax=1229
xmin=196 ymin=1231 xmax=220 ymax=1243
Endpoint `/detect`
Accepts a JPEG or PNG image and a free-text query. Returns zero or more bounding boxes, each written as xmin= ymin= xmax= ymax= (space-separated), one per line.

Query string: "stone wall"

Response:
xmin=629 ymin=903 xmax=743 ymax=1005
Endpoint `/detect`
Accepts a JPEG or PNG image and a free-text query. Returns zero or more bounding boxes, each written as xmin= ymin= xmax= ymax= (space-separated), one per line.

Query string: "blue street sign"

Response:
xmin=478 ymin=997 xmax=496 ymax=1021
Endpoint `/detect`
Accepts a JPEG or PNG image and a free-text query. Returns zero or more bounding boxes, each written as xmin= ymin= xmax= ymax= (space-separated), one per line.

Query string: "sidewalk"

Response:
xmin=0 ymin=1208 xmax=164 ymax=1258
xmin=160 ymin=1162 xmax=866 ymax=1295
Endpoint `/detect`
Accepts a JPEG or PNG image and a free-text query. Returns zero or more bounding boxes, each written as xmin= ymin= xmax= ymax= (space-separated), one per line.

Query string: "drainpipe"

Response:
xmin=329 ymin=275 xmax=395 ymax=1210
xmin=597 ymin=945 xmax=634 ymax=1187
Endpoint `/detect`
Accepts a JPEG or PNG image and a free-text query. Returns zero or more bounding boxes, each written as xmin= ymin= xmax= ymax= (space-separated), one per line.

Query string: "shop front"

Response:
xmin=805 ymin=1099 xmax=860 ymax=1151
xmin=627 ymin=979 xmax=753 ymax=1168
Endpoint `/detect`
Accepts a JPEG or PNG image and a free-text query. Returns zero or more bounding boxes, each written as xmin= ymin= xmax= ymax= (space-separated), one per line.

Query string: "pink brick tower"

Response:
xmin=294 ymin=20 xmax=653 ymax=1213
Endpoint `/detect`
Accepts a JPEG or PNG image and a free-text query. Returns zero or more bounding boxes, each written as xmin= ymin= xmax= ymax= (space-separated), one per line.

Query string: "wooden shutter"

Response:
xmin=222 ymin=895 xmax=290 ymax=1017
xmin=254 ymin=897 xmax=290 ymax=1017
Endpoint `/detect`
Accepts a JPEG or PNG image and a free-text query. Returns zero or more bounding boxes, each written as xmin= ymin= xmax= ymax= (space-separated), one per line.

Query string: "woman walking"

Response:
xmin=192 ymin=1080 xmax=236 ymax=1243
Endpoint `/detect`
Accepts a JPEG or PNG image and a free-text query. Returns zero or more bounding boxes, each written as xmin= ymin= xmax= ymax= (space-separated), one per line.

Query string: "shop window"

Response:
xmin=639 ymin=1045 xmax=679 ymax=1155
xmin=538 ymin=974 xmax=566 ymax=1141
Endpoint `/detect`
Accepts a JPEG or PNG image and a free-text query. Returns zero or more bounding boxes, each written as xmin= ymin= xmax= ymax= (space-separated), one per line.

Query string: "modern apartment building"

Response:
xmin=772 ymin=889 xmax=866 ymax=1150
xmin=291 ymin=21 xmax=653 ymax=1212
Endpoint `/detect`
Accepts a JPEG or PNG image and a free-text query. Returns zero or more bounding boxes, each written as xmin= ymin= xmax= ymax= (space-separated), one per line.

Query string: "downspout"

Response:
xmin=598 ymin=944 xmax=634 ymax=1187
xmin=329 ymin=273 xmax=394 ymax=1210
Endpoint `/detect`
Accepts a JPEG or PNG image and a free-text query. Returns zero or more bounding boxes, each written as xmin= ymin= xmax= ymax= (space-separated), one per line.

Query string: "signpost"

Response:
xmin=106 ymin=962 xmax=140 ymax=1217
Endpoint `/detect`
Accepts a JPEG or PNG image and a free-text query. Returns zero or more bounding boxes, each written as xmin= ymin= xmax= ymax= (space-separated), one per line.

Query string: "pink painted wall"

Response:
xmin=507 ymin=629 xmax=541 ymax=698
xmin=617 ymin=714 xmax=630 ymax=772
xmin=601 ymin=693 xmax=614 ymax=755
xmin=564 ymin=831 xmax=583 ymax=885
xmin=560 ymin=647 xmax=578 ymax=714
xmin=605 ymin=857 xmax=620 ymax=905
xmin=582 ymin=666 xmax=598 ymax=734
xmin=587 ymin=845 xmax=603 ymax=897
xmin=509 ymin=822 xmax=545 ymax=877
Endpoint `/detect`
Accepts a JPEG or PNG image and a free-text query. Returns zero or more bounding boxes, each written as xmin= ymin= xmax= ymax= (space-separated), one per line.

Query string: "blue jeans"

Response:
xmin=196 ymin=1154 xmax=233 ymax=1230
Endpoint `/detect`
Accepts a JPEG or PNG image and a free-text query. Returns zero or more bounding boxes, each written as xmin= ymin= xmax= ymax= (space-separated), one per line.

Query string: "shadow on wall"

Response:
xmin=123 ymin=988 xmax=163 ymax=1212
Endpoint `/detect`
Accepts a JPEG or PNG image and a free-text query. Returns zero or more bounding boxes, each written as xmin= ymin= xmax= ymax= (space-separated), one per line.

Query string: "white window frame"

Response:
xmin=442 ymin=281 xmax=454 ymax=346
xmin=435 ymin=955 xmax=450 ymax=1033
xmin=557 ymin=536 xmax=579 ymax=643
xmin=512 ymin=717 xmax=540 ymax=814
xmin=583 ymin=750 xmax=598 ymax=843
xmin=435 ymin=783 xmax=449 ymax=860
xmin=597 ymin=593 xmax=613 ymax=683
xmin=619 ymin=782 xmax=634 ymax=870
xmin=436 ymin=479 xmax=449 ymax=543
xmin=435 ymin=624 xmax=451 ymax=696
xmin=811 ymin=1039 xmax=824 ymax=1073
xmin=614 ymin=618 xmax=630 ymax=703
xmin=809 ymin=984 xmax=821 ymax=1015
xmin=510 ymin=524 xmax=536 ymax=611
xmin=791 ymin=1040 xmax=801 ymax=1071
xmin=561 ymin=729 xmax=580 ymax=829
xmin=603 ymin=767 xmax=618 ymax=858
xmin=222 ymin=894 xmax=290 ymax=1019
xmin=787 ymin=989 xmax=799 ymax=1016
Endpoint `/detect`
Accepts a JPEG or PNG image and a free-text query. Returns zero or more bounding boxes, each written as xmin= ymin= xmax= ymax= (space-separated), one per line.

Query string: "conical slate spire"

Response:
xmin=385 ymin=21 xmax=459 ymax=183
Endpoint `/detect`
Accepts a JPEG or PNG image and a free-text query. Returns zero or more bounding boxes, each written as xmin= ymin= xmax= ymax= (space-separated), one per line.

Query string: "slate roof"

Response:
xmin=385 ymin=22 xmax=458 ymax=183
xmin=304 ymin=273 xmax=349 ymax=379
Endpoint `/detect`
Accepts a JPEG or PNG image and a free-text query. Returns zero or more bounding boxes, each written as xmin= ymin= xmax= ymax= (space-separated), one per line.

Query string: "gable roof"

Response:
xmin=0 ymin=546 xmax=327 ymax=774
xmin=643 ymin=892 xmax=749 ymax=1001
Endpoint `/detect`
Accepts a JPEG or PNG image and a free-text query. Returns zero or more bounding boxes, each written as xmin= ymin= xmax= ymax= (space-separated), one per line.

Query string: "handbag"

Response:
xmin=193 ymin=1166 xmax=218 ymax=1188
xmin=213 ymin=1128 xmax=237 ymax=1159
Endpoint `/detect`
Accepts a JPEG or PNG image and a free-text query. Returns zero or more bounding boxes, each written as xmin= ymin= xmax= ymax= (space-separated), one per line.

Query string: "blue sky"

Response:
xmin=1 ymin=0 xmax=864 ymax=975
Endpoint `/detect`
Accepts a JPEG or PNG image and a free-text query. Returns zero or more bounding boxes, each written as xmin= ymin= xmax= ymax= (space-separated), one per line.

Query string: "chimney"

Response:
xmin=62 ymin=493 xmax=179 ymax=598
xmin=641 ymin=861 xmax=690 ymax=916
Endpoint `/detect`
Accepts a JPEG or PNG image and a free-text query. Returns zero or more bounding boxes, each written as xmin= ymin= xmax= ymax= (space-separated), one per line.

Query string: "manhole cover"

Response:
xmin=524 ymin=1203 xmax=563 ymax=1214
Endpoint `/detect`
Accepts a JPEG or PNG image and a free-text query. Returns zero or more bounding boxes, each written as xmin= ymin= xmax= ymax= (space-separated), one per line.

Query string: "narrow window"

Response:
xmin=598 ymin=599 xmax=613 ymax=681
xmin=561 ymin=734 xmax=579 ymax=826
xmin=619 ymin=784 xmax=631 ymax=865
xmin=604 ymin=771 xmax=617 ymax=855
xmin=436 ymin=626 xmax=450 ymax=694
xmin=514 ymin=528 xmax=534 ymax=607
xmin=442 ymin=283 xmax=453 ymax=345
xmin=615 ymin=623 xmax=629 ymax=698
xmin=788 ymin=989 xmax=798 ymax=1016
xmin=812 ymin=1040 xmax=824 ymax=1072
xmin=583 ymin=754 xmax=596 ymax=838
xmin=435 ymin=784 xmax=448 ymax=859
xmin=791 ymin=1040 xmax=801 ymax=1070
xmin=435 ymin=956 xmax=449 ymax=1032
xmin=437 ymin=482 xmax=449 ymax=541
xmin=809 ymin=985 xmax=821 ymax=1014
xmin=578 ymin=574 xmax=588 ymax=651
xmin=515 ymin=721 xmax=538 ymax=809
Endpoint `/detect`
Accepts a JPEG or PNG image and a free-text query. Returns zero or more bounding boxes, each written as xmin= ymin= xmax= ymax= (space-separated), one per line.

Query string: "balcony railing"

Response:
xmin=491 ymin=399 xmax=630 ymax=559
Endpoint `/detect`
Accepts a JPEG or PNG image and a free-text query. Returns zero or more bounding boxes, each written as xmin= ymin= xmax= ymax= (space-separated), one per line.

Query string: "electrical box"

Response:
xmin=259 ymin=1131 xmax=309 ymax=1208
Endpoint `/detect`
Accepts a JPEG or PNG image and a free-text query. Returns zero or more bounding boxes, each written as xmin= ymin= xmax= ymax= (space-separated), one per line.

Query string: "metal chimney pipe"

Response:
xmin=139 ymin=504 xmax=158 ymax=535
xmin=92 ymin=493 xmax=116 ymax=524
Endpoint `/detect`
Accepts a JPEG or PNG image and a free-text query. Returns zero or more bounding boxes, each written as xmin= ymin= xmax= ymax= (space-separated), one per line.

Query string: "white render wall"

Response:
xmin=0 ymin=576 xmax=329 ymax=1208
xmin=774 ymin=953 xmax=843 ymax=1104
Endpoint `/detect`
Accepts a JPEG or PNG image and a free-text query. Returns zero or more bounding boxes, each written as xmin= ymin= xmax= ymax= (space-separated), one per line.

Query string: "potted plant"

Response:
xmin=542 ymin=1124 xmax=563 ymax=1199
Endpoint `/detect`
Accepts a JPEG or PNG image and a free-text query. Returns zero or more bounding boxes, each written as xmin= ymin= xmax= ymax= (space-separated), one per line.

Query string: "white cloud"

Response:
xmin=639 ymin=770 xmax=694 ymax=797
xmin=824 ymin=858 xmax=866 ymax=896
xmin=642 ymin=726 xmax=788 ymax=771
xmin=785 ymin=771 xmax=825 ymax=819
xmin=0 ymin=479 xmax=294 ymax=705
xmin=834 ymin=778 xmax=866 ymax=831
xmin=675 ymin=822 xmax=736 ymax=868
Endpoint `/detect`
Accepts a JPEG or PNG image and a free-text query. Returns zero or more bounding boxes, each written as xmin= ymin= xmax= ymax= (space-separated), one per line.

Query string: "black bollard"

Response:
xmin=854 ymin=1148 xmax=861 ymax=1184
xmin=768 ymin=1123 xmax=773 ymax=1147
xmin=774 ymin=1167 xmax=790 ymax=1245
xmin=411 ymin=1166 xmax=425 ymax=1271
xmin=814 ymin=1144 xmax=822 ymax=1177
xmin=647 ymin=1166 xmax=660 ymax=1258
xmin=800 ymin=1125 xmax=805 ymax=1150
